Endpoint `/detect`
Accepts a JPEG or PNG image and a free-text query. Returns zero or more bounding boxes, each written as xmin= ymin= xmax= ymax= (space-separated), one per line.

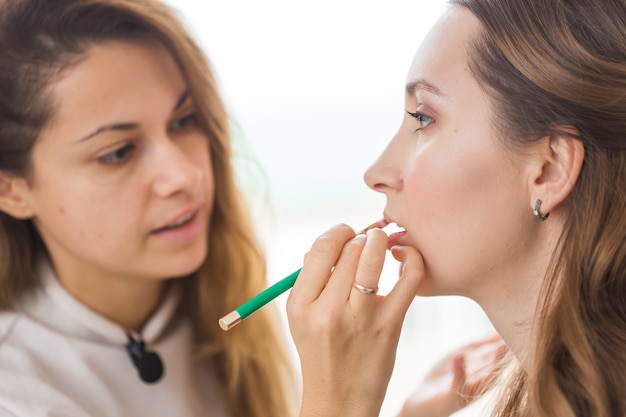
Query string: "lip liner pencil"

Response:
xmin=218 ymin=219 xmax=388 ymax=331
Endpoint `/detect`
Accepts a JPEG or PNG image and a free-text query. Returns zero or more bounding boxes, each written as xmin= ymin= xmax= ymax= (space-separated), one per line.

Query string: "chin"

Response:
xmin=161 ymin=246 xmax=208 ymax=278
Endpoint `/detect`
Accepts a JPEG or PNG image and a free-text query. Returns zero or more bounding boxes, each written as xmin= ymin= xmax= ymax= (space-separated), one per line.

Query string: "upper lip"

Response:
xmin=383 ymin=212 xmax=406 ymax=232
xmin=383 ymin=212 xmax=398 ymax=228
xmin=153 ymin=202 xmax=203 ymax=232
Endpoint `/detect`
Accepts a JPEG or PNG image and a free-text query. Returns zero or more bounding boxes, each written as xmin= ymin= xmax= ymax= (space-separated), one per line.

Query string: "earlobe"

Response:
xmin=528 ymin=130 xmax=585 ymax=216
xmin=0 ymin=172 xmax=35 ymax=219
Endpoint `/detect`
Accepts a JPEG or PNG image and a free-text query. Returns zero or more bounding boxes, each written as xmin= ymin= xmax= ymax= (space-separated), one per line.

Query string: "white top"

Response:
xmin=0 ymin=261 xmax=229 ymax=417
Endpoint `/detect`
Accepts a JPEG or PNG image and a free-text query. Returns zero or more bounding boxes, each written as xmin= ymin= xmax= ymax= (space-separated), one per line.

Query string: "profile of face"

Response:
xmin=10 ymin=41 xmax=214 ymax=285
xmin=365 ymin=6 xmax=539 ymax=300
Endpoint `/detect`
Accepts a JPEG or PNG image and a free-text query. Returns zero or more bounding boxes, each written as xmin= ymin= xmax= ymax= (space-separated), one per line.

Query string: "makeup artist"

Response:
xmin=0 ymin=0 xmax=298 ymax=416
xmin=287 ymin=0 xmax=626 ymax=416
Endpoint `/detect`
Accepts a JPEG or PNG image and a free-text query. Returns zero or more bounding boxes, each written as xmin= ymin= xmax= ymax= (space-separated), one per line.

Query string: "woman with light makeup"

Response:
xmin=287 ymin=0 xmax=626 ymax=416
xmin=0 ymin=0 xmax=297 ymax=416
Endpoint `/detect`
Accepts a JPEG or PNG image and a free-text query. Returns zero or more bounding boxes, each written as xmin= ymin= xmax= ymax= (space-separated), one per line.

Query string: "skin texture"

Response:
xmin=364 ymin=5 xmax=583 ymax=363
xmin=6 ymin=41 xmax=214 ymax=330
xmin=289 ymin=6 xmax=583 ymax=417
xmin=364 ymin=7 xmax=540 ymax=301
xmin=289 ymin=227 xmax=422 ymax=417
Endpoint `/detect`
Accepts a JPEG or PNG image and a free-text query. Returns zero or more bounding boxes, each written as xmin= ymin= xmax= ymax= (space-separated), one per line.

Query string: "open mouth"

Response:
xmin=153 ymin=211 xmax=197 ymax=234
xmin=384 ymin=222 xmax=406 ymax=234
xmin=384 ymin=222 xmax=407 ymax=245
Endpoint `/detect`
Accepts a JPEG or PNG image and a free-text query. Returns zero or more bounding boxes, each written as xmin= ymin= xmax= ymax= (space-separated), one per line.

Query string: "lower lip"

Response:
xmin=151 ymin=212 xmax=205 ymax=242
xmin=387 ymin=230 xmax=406 ymax=247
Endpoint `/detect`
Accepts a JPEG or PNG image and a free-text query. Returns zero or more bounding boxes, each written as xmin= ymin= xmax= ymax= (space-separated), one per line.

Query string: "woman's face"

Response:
xmin=23 ymin=41 xmax=214 ymax=284
xmin=365 ymin=7 xmax=535 ymax=299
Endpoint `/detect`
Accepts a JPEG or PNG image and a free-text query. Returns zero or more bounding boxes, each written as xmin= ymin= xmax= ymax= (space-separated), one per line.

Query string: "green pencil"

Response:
xmin=218 ymin=219 xmax=387 ymax=331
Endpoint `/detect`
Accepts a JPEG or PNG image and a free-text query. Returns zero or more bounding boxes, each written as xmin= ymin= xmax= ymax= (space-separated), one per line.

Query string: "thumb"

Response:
xmin=385 ymin=246 xmax=423 ymax=317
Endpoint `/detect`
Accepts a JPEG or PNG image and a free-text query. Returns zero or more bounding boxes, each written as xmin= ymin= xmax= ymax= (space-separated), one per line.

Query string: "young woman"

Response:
xmin=287 ymin=0 xmax=626 ymax=416
xmin=0 ymin=0 xmax=296 ymax=416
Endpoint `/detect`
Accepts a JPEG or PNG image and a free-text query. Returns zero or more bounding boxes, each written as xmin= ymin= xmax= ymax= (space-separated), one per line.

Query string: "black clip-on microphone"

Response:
xmin=126 ymin=333 xmax=164 ymax=383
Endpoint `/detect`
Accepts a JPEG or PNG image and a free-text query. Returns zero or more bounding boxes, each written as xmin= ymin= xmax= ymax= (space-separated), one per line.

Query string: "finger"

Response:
xmin=494 ymin=341 xmax=509 ymax=361
xmin=319 ymin=234 xmax=367 ymax=304
xmin=383 ymin=245 xmax=423 ymax=321
xmin=451 ymin=354 xmax=467 ymax=391
xmin=350 ymin=229 xmax=388 ymax=307
xmin=290 ymin=224 xmax=356 ymax=304
xmin=467 ymin=338 xmax=508 ymax=371
xmin=452 ymin=354 xmax=472 ymax=406
xmin=482 ymin=340 xmax=509 ymax=375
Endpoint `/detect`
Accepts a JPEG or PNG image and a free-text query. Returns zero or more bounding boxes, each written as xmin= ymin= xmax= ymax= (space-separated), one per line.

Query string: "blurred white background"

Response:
xmin=164 ymin=1 xmax=496 ymax=415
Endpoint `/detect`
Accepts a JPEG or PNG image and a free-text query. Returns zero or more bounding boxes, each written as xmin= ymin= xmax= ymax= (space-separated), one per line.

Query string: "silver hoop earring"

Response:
xmin=533 ymin=199 xmax=550 ymax=221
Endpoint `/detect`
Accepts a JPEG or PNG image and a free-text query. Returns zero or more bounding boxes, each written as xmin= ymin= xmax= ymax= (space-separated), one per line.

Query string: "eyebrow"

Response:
xmin=405 ymin=79 xmax=446 ymax=98
xmin=77 ymin=90 xmax=190 ymax=143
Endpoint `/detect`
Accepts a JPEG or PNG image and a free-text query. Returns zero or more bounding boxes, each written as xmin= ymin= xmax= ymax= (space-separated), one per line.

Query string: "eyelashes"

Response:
xmin=169 ymin=112 xmax=198 ymax=132
xmin=97 ymin=143 xmax=136 ymax=165
xmin=406 ymin=110 xmax=434 ymax=132
xmin=95 ymin=112 xmax=199 ymax=167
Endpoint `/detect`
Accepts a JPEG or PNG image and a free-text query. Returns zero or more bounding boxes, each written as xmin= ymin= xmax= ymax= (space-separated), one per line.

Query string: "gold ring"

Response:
xmin=352 ymin=282 xmax=378 ymax=295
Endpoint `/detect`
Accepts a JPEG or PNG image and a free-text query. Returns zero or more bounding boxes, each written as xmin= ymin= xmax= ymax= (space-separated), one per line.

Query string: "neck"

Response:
xmin=478 ymin=278 xmax=541 ymax=368
xmin=53 ymin=264 xmax=166 ymax=331
xmin=473 ymin=221 xmax=560 ymax=370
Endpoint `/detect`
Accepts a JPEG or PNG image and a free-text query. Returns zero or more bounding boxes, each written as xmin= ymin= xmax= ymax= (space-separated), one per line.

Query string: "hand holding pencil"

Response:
xmin=219 ymin=219 xmax=389 ymax=330
xmin=286 ymin=222 xmax=423 ymax=417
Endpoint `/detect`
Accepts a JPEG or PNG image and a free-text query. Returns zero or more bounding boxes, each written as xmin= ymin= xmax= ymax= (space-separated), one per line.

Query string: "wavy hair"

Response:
xmin=449 ymin=0 xmax=626 ymax=416
xmin=0 ymin=1 xmax=297 ymax=416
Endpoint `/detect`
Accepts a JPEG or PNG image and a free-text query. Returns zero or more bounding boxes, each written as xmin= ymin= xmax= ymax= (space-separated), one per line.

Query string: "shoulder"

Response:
xmin=0 ymin=310 xmax=92 ymax=417
xmin=0 ymin=307 xmax=50 ymax=360
xmin=0 ymin=405 xmax=17 ymax=417
xmin=0 ymin=368 xmax=90 ymax=417
xmin=0 ymin=310 xmax=22 ymax=355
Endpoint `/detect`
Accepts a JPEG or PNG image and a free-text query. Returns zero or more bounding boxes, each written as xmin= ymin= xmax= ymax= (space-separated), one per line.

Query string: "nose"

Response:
xmin=151 ymin=140 xmax=204 ymax=198
xmin=363 ymin=134 xmax=404 ymax=194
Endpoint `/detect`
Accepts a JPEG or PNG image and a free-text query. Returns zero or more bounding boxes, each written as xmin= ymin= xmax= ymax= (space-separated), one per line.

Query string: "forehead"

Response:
xmin=406 ymin=6 xmax=482 ymax=99
xmin=42 ymin=40 xmax=185 ymax=138
xmin=55 ymin=40 xmax=182 ymax=101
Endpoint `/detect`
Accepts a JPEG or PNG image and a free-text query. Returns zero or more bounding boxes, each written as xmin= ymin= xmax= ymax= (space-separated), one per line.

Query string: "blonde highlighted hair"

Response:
xmin=449 ymin=0 xmax=626 ymax=416
xmin=0 ymin=0 xmax=297 ymax=416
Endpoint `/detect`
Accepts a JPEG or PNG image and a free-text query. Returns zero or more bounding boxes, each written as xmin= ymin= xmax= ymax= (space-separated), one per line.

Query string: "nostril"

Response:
xmin=372 ymin=182 xmax=388 ymax=192
xmin=367 ymin=173 xmax=403 ymax=194
xmin=364 ymin=162 xmax=403 ymax=192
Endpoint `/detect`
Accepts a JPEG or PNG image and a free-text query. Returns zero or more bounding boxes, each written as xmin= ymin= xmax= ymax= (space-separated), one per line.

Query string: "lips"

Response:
xmin=153 ymin=211 xmax=196 ymax=233
xmin=152 ymin=203 xmax=202 ymax=234
xmin=382 ymin=215 xmax=407 ymax=246
xmin=150 ymin=205 xmax=206 ymax=243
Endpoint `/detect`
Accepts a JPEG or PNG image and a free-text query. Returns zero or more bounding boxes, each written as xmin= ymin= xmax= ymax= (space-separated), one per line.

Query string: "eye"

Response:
xmin=169 ymin=112 xmax=198 ymax=132
xmin=406 ymin=110 xmax=434 ymax=132
xmin=97 ymin=143 xmax=136 ymax=165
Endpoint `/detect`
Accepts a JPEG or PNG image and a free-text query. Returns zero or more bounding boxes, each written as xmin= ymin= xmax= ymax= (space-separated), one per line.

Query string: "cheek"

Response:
xmin=404 ymin=136 xmax=507 ymax=220
xmin=31 ymin=170 xmax=140 ymax=247
xmin=402 ymin=143 xmax=507 ymax=277
xmin=403 ymin=147 xmax=473 ymax=220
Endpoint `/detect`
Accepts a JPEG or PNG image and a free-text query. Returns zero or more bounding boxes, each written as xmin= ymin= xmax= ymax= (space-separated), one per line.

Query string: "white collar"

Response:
xmin=28 ymin=259 xmax=182 ymax=346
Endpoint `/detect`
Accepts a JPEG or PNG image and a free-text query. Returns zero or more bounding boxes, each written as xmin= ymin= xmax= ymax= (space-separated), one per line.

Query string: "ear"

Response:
xmin=0 ymin=171 xmax=35 ymax=219
xmin=527 ymin=129 xmax=585 ymax=216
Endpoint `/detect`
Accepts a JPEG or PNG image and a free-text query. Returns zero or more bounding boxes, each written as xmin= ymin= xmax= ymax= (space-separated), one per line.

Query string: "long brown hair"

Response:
xmin=0 ymin=1 xmax=297 ymax=416
xmin=449 ymin=0 xmax=626 ymax=416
